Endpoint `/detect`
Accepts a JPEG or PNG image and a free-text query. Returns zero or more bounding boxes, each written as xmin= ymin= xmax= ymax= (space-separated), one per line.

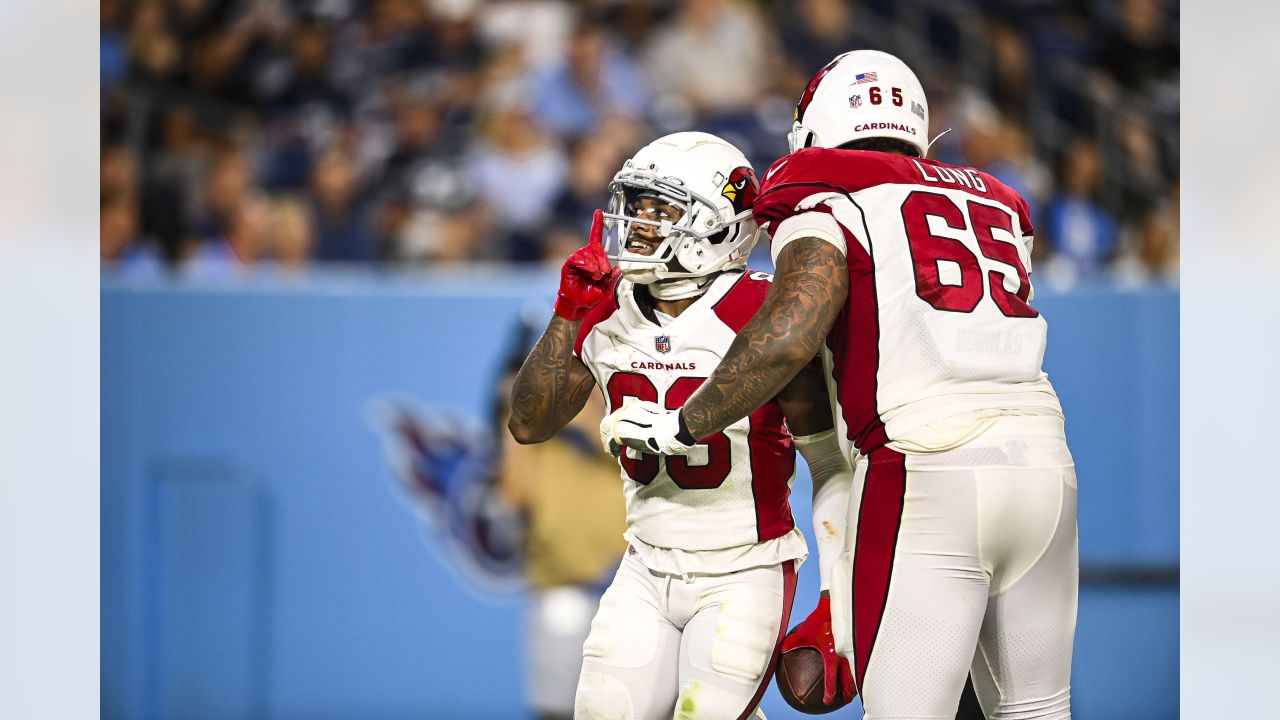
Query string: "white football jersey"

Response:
xmin=756 ymin=148 xmax=1063 ymax=456
xmin=574 ymin=270 xmax=807 ymax=573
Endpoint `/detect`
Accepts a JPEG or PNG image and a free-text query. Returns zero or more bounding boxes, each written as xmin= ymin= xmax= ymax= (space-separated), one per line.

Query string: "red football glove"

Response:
xmin=553 ymin=209 xmax=621 ymax=321
xmin=781 ymin=596 xmax=856 ymax=706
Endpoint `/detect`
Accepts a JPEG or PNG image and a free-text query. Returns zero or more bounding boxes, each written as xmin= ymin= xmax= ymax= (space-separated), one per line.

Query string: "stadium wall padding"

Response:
xmin=102 ymin=271 xmax=1178 ymax=720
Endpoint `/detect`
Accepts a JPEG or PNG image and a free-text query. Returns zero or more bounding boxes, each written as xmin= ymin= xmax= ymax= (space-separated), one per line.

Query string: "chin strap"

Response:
xmin=648 ymin=275 xmax=715 ymax=300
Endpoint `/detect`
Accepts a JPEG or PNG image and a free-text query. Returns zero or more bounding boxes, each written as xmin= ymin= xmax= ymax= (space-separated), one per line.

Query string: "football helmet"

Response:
xmin=602 ymin=132 xmax=760 ymax=286
xmin=788 ymin=50 xmax=930 ymax=157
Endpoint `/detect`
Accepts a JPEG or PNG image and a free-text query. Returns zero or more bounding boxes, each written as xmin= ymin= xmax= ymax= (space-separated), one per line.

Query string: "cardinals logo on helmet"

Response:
xmin=720 ymin=166 xmax=759 ymax=216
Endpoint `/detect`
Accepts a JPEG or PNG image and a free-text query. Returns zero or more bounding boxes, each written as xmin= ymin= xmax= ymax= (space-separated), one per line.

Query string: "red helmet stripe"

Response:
xmin=796 ymin=55 xmax=846 ymax=123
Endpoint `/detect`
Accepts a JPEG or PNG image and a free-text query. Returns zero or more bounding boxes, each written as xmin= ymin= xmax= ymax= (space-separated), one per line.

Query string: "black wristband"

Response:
xmin=675 ymin=410 xmax=697 ymax=447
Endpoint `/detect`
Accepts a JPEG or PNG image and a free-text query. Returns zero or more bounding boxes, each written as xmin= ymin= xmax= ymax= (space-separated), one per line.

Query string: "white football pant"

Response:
xmin=831 ymin=415 xmax=1078 ymax=719
xmin=574 ymin=552 xmax=797 ymax=720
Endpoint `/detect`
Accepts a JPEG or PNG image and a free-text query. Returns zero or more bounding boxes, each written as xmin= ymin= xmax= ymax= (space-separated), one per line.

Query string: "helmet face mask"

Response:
xmin=604 ymin=185 xmax=684 ymax=269
xmin=600 ymin=132 xmax=760 ymax=285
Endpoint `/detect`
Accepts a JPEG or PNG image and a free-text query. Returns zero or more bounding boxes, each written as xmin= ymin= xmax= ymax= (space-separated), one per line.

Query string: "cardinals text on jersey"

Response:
xmin=574 ymin=270 xmax=807 ymax=571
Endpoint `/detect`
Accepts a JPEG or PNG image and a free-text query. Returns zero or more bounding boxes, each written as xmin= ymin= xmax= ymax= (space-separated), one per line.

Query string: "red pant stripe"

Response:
xmin=737 ymin=559 xmax=799 ymax=720
xmin=851 ymin=449 xmax=907 ymax=692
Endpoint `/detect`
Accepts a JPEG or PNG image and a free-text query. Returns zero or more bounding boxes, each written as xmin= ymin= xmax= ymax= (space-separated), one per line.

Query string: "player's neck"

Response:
xmin=653 ymin=296 xmax=698 ymax=318
xmin=635 ymin=282 xmax=703 ymax=320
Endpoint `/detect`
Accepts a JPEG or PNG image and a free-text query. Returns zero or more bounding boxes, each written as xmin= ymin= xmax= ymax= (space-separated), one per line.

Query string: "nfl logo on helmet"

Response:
xmin=849 ymin=94 xmax=862 ymax=109
xmin=654 ymin=335 xmax=671 ymax=354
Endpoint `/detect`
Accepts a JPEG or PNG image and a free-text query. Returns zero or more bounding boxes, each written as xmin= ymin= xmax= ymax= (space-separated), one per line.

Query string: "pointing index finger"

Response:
xmin=589 ymin=208 xmax=604 ymax=248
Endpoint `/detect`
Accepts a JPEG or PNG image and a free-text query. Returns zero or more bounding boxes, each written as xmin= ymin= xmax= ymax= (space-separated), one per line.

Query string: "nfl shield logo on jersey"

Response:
xmin=849 ymin=94 xmax=862 ymax=109
xmin=654 ymin=335 xmax=671 ymax=354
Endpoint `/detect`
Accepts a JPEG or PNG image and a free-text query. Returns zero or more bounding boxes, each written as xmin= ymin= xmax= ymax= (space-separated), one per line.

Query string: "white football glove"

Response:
xmin=599 ymin=400 xmax=698 ymax=457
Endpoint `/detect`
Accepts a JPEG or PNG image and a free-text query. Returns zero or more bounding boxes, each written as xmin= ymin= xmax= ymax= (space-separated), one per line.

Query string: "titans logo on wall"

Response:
xmin=369 ymin=398 xmax=526 ymax=597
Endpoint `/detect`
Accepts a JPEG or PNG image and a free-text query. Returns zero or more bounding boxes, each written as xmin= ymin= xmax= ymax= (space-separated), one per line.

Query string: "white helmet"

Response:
xmin=788 ymin=50 xmax=930 ymax=157
xmin=602 ymin=132 xmax=760 ymax=286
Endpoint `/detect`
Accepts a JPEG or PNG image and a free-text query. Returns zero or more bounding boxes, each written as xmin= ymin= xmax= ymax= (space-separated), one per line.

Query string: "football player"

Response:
xmin=509 ymin=132 xmax=855 ymax=720
xmin=602 ymin=52 xmax=1078 ymax=719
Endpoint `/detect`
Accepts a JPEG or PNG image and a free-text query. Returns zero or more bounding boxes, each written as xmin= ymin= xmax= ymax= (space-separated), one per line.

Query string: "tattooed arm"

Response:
xmin=508 ymin=315 xmax=598 ymax=444
xmin=510 ymin=209 xmax=616 ymax=444
xmin=681 ymin=238 xmax=849 ymax=439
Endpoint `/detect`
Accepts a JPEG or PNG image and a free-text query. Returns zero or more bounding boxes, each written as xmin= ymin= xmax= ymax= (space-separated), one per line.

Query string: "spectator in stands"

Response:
xmin=1022 ymin=0 xmax=1095 ymax=68
xmin=548 ymin=133 xmax=626 ymax=241
xmin=101 ymin=0 xmax=130 ymax=104
xmin=193 ymin=146 xmax=252 ymax=248
xmin=140 ymin=107 xmax=209 ymax=263
xmin=1140 ymin=182 xmax=1179 ymax=279
xmin=528 ymin=20 xmax=650 ymax=139
xmin=99 ymin=0 xmax=1177 ymax=280
xmin=957 ymin=97 xmax=1047 ymax=219
xmin=385 ymin=195 xmax=488 ymax=264
xmin=349 ymin=0 xmax=436 ymax=76
xmin=102 ymin=186 xmax=163 ymax=277
xmin=370 ymin=78 xmax=465 ymax=202
xmin=180 ymin=9 xmax=270 ymax=110
xmin=371 ymin=86 xmax=486 ymax=266
xmin=269 ymin=21 xmax=351 ymax=121
xmin=1095 ymin=0 xmax=1178 ymax=94
xmin=127 ymin=0 xmax=182 ymax=84
xmin=101 ymin=143 xmax=138 ymax=204
xmin=774 ymin=0 xmax=874 ymax=97
xmin=986 ymin=21 xmax=1033 ymax=121
xmin=310 ymin=147 xmax=376 ymax=262
xmin=994 ymin=115 xmax=1051 ymax=216
xmin=607 ymin=0 xmax=662 ymax=52
xmin=643 ymin=0 xmax=772 ymax=118
xmin=269 ymin=197 xmax=316 ymax=271
xmin=466 ymin=85 xmax=567 ymax=261
xmin=476 ymin=0 xmax=574 ymax=73
xmin=1115 ymin=110 xmax=1167 ymax=220
xmin=1045 ymin=139 xmax=1119 ymax=278
xmin=1114 ymin=182 xmax=1179 ymax=283
xmin=101 ymin=143 xmax=159 ymax=275
xmin=183 ymin=192 xmax=271 ymax=277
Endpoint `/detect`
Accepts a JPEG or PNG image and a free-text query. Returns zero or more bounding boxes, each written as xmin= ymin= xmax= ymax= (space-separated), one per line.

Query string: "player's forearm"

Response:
xmin=508 ymin=316 xmax=593 ymax=444
xmin=796 ymin=430 xmax=853 ymax=592
xmin=680 ymin=239 xmax=848 ymax=439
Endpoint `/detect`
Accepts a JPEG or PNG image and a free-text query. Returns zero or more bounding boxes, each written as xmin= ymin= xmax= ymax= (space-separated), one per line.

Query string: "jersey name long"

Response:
xmin=755 ymin=148 xmax=1063 ymax=457
xmin=575 ymin=270 xmax=807 ymax=575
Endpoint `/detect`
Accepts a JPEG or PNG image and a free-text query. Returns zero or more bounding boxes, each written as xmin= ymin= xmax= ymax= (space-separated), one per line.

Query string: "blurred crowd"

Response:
xmin=101 ymin=0 xmax=1179 ymax=284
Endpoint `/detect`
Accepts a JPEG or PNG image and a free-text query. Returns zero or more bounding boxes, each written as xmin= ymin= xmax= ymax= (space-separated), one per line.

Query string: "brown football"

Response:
xmin=775 ymin=646 xmax=850 ymax=714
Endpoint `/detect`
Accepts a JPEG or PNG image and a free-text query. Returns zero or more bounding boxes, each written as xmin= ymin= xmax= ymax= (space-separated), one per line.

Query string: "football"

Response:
xmin=775 ymin=645 xmax=850 ymax=714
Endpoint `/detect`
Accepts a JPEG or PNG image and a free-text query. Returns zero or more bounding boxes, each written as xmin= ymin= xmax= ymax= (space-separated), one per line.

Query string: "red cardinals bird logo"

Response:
xmin=720 ymin=166 xmax=759 ymax=215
